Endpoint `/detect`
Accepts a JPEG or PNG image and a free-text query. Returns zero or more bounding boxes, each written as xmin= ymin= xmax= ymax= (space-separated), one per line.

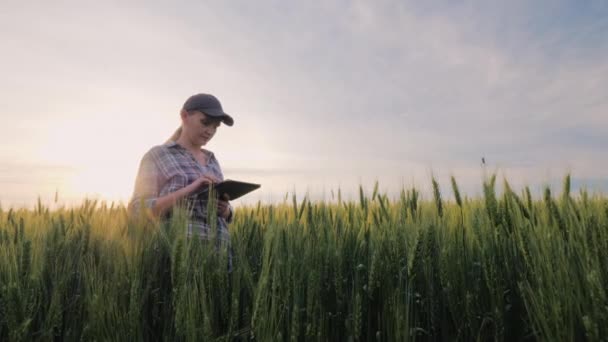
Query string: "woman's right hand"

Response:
xmin=188 ymin=175 xmax=220 ymax=194
xmin=150 ymin=174 xmax=220 ymax=217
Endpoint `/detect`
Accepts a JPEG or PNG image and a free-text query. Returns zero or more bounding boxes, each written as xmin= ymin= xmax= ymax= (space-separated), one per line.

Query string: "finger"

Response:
xmin=221 ymin=193 xmax=230 ymax=201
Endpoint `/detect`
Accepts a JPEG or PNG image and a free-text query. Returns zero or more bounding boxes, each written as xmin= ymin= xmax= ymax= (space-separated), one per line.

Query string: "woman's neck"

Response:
xmin=175 ymin=135 xmax=203 ymax=155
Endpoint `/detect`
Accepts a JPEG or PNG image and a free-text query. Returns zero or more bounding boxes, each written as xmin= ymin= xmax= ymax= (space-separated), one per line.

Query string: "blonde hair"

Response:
xmin=166 ymin=126 xmax=182 ymax=143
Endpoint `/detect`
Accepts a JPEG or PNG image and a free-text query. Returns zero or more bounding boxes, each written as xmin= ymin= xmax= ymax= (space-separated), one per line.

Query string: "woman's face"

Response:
xmin=182 ymin=110 xmax=222 ymax=146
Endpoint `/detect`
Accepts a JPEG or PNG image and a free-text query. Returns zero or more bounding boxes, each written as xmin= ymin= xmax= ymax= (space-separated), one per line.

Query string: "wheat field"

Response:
xmin=0 ymin=175 xmax=606 ymax=341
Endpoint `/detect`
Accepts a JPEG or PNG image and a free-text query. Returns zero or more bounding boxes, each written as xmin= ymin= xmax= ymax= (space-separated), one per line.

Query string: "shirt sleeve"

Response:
xmin=128 ymin=148 xmax=162 ymax=215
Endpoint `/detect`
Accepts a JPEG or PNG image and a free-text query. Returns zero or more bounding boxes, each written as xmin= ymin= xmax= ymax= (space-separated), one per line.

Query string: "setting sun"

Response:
xmin=26 ymin=113 xmax=166 ymax=205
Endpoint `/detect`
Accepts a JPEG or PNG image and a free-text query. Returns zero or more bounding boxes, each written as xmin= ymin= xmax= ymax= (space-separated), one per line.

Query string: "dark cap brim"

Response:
xmin=201 ymin=108 xmax=234 ymax=126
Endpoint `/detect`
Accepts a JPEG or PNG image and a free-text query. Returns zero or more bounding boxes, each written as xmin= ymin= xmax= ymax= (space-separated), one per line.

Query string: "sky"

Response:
xmin=1 ymin=0 xmax=607 ymax=209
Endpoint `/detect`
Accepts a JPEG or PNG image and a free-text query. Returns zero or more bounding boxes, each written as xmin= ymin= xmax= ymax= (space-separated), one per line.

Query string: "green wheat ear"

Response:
xmin=451 ymin=176 xmax=462 ymax=208
xmin=562 ymin=174 xmax=571 ymax=202
xmin=432 ymin=176 xmax=443 ymax=218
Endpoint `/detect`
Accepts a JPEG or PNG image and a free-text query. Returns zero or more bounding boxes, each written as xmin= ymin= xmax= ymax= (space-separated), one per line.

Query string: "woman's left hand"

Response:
xmin=217 ymin=194 xmax=231 ymax=219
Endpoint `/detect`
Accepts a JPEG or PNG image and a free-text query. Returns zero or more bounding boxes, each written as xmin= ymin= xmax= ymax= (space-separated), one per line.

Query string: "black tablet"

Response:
xmin=212 ymin=179 xmax=261 ymax=200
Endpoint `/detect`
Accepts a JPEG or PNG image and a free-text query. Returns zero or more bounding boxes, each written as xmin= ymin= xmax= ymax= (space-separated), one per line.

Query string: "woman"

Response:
xmin=128 ymin=93 xmax=235 ymax=262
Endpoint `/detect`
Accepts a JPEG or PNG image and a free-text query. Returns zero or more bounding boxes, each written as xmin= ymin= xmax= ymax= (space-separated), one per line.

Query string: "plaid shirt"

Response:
xmin=128 ymin=141 xmax=233 ymax=247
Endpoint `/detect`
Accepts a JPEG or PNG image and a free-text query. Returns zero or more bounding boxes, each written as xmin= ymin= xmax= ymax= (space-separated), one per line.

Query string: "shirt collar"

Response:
xmin=164 ymin=141 xmax=214 ymax=157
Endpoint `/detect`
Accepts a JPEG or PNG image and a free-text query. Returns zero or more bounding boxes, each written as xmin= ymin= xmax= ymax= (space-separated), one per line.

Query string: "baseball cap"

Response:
xmin=183 ymin=93 xmax=234 ymax=126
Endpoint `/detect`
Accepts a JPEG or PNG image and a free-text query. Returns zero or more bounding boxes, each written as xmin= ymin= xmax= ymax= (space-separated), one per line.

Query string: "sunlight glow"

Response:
xmin=27 ymin=114 xmax=158 ymax=204
xmin=66 ymin=165 xmax=134 ymax=204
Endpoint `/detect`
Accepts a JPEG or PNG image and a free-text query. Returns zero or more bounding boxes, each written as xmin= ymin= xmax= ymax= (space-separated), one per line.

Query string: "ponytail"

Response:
xmin=166 ymin=126 xmax=182 ymax=143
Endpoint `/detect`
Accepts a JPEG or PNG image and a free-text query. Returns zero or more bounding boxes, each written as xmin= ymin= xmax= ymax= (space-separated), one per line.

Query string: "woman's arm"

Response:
xmin=225 ymin=204 xmax=234 ymax=223
xmin=217 ymin=199 xmax=233 ymax=222
xmin=151 ymin=178 xmax=215 ymax=217
xmin=149 ymin=183 xmax=194 ymax=217
xmin=206 ymin=153 xmax=233 ymax=222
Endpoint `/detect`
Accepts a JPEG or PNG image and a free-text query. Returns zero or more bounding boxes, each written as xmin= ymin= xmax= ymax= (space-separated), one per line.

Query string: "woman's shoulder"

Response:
xmin=142 ymin=143 xmax=176 ymax=160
